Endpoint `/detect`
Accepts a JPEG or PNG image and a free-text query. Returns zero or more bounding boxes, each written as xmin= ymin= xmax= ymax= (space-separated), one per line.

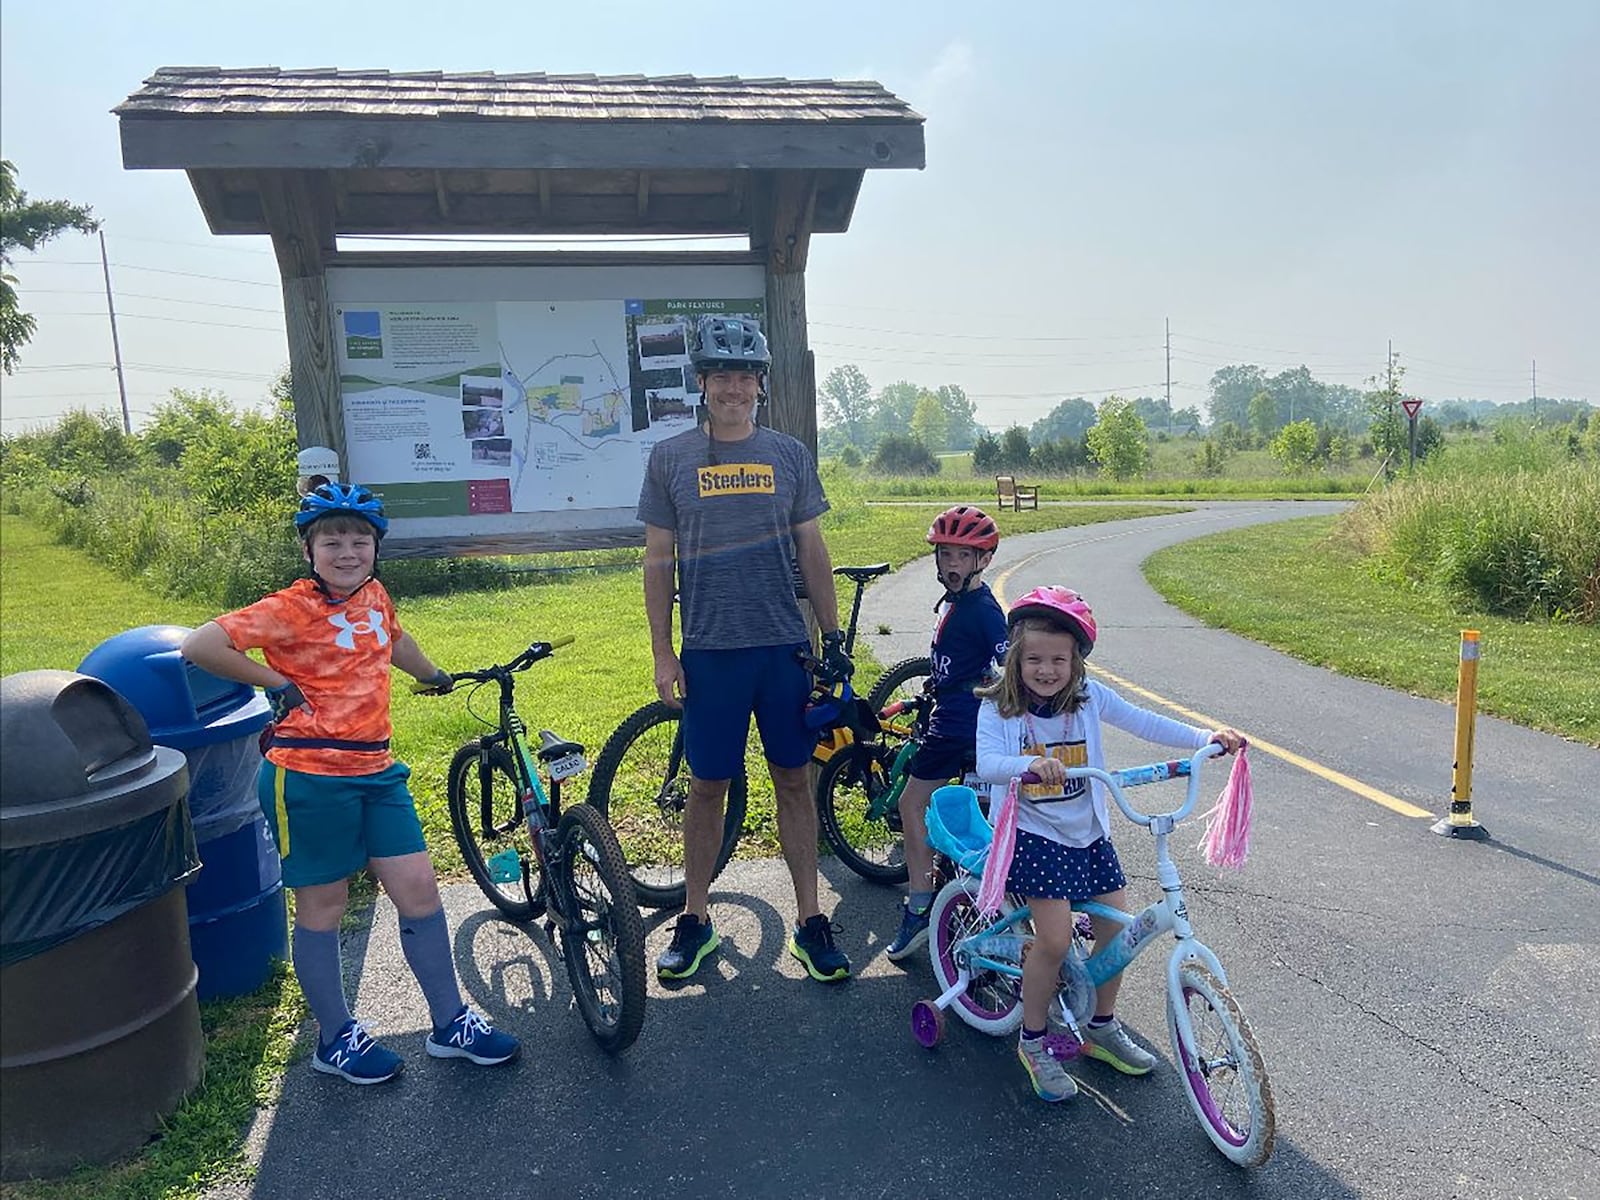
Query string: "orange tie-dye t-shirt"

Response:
xmin=215 ymin=577 xmax=402 ymax=776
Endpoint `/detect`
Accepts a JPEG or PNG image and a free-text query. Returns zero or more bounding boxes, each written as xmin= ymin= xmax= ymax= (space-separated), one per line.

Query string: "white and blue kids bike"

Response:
xmin=912 ymin=744 xmax=1276 ymax=1167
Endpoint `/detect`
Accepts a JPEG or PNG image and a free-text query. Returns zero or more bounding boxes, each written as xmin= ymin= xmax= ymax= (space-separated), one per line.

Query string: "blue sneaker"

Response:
xmin=885 ymin=899 xmax=931 ymax=962
xmin=789 ymin=914 xmax=851 ymax=982
xmin=657 ymin=912 xmax=720 ymax=980
xmin=312 ymin=1019 xmax=404 ymax=1085
xmin=426 ymin=1005 xmax=521 ymax=1066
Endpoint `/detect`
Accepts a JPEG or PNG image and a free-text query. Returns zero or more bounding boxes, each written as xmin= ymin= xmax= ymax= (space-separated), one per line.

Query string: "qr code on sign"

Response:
xmin=413 ymin=443 xmax=432 ymax=460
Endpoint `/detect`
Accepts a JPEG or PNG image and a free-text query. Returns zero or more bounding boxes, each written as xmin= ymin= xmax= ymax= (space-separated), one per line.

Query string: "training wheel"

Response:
xmin=910 ymin=1000 xmax=945 ymax=1048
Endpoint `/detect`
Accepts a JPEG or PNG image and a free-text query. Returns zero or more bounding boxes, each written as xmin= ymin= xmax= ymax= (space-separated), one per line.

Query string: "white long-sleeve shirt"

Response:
xmin=975 ymin=680 xmax=1214 ymax=848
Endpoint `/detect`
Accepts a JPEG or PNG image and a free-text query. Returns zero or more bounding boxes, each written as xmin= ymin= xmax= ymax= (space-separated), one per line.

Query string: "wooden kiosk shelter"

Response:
xmin=115 ymin=68 xmax=925 ymax=555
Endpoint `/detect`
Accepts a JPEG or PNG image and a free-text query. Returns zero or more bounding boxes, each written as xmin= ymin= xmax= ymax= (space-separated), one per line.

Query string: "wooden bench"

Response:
xmin=994 ymin=474 xmax=1039 ymax=512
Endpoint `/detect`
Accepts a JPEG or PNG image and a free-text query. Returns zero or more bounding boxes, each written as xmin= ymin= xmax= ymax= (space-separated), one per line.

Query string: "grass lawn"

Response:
xmin=1144 ymin=515 xmax=1599 ymax=745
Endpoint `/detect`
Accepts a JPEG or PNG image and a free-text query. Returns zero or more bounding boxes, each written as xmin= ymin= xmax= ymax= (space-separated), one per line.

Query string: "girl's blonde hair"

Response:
xmin=975 ymin=617 xmax=1088 ymax=718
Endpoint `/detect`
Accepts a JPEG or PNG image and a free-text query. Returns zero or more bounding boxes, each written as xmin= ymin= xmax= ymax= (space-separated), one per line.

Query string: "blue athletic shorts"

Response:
xmin=257 ymin=760 xmax=428 ymax=888
xmin=681 ymin=643 xmax=812 ymax=779
xmin=908 ymin=733 xmax=974 ymax=783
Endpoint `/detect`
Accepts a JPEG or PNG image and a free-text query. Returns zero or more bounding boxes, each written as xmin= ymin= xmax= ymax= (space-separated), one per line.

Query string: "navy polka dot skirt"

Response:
xmin=1006 ymin=831 xmax=1127 ymax=901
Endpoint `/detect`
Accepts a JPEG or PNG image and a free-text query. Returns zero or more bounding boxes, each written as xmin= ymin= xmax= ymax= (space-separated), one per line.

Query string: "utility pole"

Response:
xmin=98 ymin=229 xmax=130 ymax=435
xmin=1531 ymin=358 xmax=1538 ymax=423
xmin=1164 ymin=317 xmax=1172 ymax=412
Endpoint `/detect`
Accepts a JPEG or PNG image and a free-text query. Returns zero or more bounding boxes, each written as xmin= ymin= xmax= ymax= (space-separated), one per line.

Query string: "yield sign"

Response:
xmin=1401 ymin=399 xmax=1423 ymax=419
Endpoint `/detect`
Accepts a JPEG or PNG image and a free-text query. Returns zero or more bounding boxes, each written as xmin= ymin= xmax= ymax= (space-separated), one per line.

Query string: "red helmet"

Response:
xmin=1008 ymin=586 xmax=1097 ymax=656
xmin=927 ymin=505 xmax=999 ymax=552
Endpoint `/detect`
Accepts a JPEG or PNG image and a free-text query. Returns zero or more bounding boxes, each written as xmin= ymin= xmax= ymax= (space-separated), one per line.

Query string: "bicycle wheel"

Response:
xmin=553 ymin=804 xmax=648 ymax=1053
xmin=927 ymin=876 xmax=1024 ymax=1035
xmin=588 ymin=701 xmax=747 ymax=909
xmin=447 ymin=740 xmax=542 ymax=922
xmin=868 ymin=656 xmax=932 ymax=717
xmin=1166 ymin=961 xmax=1276 ymax=1167
xmin=815 ymin=741 xmax=908 ymax=885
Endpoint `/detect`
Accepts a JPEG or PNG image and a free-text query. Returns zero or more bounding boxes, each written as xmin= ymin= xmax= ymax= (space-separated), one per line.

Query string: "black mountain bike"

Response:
xmin=590 ymin=563 xmax=913 ymax=909
xmin=425 ymin=638 xmax=646 ymax=1052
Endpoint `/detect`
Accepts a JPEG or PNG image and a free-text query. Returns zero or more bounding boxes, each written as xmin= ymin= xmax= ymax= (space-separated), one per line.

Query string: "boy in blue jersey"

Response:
xmin=886 ymin=505 xmax=1009 ymax=961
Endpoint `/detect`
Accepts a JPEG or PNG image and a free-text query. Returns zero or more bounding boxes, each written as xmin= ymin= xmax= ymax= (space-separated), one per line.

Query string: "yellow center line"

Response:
xmin=990 ymin=562 xmax=1434 ymax=821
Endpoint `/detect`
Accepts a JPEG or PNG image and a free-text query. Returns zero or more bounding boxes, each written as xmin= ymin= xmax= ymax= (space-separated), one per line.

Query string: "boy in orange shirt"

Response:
xmin=182 ymin=483 xmax=519 ymax=1084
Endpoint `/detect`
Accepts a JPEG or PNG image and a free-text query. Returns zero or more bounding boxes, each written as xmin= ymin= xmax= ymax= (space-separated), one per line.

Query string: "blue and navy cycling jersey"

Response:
xmin=926 ymin=583 xmax=1008 ymax=740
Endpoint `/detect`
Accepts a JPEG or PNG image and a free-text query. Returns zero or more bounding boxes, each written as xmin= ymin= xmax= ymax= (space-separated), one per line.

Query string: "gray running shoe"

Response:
xmin=1018 ymin=1034 xmax=1078 ymax=1101
xmin=1082 ymin=1018 xmax=1157 ymax=1075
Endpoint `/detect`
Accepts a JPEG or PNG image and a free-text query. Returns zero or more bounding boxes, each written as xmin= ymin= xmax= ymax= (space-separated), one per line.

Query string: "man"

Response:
xmin=637 ymin=314 xmax=855 ymax=983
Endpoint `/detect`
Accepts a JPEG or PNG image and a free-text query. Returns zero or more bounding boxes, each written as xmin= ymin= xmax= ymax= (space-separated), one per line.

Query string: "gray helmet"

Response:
xmin=690 ymin=315 xmax=771 ymax=374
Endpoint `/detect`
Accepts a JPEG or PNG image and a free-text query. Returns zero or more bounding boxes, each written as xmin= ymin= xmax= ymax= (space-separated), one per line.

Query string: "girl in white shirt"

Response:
xmin=975 ymin=586 xmax=1243 ymax=1102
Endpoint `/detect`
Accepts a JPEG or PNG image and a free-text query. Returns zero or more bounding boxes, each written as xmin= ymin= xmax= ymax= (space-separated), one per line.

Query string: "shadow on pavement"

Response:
xmin=231 ymin=864 xmax=1361 ymax=1200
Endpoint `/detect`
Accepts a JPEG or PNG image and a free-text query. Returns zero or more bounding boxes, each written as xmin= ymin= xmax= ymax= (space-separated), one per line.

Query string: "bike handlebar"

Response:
xmin=1009 ymin=742 xmax=1227 ymax=828
xmin=414 ymin=636 xmax=575 ymax=692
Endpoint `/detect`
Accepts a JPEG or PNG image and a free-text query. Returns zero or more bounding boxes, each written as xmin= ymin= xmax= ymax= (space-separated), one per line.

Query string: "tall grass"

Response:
xmin=864 ymin=472 xmax=1365 ymax=499
xmin=1342 ymin=433 xmax=1600 ymax=623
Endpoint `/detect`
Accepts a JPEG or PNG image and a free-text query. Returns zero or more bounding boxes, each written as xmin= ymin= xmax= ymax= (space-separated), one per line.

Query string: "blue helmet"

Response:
xmin=690 ymin=315 xmax=770 ymax=374
xmin=294 ymin=482 xmax=388 ymax=539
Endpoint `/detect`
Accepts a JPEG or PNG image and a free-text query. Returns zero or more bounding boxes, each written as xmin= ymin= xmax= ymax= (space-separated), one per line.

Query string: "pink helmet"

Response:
xmin=1008 ymin=586 xmax=1097 ymax=656
xmin=927 ymin=505 xmax=999 ymax=552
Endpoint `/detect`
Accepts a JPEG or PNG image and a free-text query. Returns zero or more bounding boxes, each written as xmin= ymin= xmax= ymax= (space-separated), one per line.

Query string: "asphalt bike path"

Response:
xmin=213 ymin=501 xmax=1597 ymax=1200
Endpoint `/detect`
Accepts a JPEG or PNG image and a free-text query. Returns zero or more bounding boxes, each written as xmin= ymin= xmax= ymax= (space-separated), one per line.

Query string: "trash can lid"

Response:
xmin=79 ymin=625 xmax=270 ymax=749
xmin=0 ymin=669 xmax=189 ymax=848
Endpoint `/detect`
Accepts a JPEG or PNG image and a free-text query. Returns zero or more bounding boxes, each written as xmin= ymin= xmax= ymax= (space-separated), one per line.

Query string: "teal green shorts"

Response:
xmin=257 ymin=760 xmax=428 ymax=888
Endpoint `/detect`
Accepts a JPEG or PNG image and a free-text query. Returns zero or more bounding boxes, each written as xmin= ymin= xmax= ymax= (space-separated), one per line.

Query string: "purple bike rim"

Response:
xmin=1178 ymin=984 xmax=1250 ymax=1148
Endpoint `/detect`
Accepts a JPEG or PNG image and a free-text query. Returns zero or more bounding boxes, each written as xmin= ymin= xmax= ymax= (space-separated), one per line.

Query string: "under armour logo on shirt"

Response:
xmin=327 ymin=608 xmax=389 ymax=649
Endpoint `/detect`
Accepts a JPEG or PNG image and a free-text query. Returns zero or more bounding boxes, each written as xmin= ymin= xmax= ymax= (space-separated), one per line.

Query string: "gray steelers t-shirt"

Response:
xmin=636 ymin=424 xmax=830 ymax=651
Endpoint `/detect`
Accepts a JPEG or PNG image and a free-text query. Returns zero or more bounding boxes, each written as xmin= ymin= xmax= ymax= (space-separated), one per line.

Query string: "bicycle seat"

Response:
xmin=925 ymin=784 xmax=993 ymax=875
xmin=834 ymin=563 xmax=891 ymax=583
xmin=536 ymin=729 xmax=584 ymax=761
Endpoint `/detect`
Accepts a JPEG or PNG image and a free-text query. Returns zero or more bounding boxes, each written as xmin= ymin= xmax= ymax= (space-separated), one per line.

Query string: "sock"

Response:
xmin=1022 ymin=1026 xmax=1047 ymax=1042
xmin=398 ymin=907 xmax=465 ymax=1029
xmin=292 ymin=925 xmax=353 ymax=1045
xmin=1089 ymin=1013 xmax=1114 ymax=1028
xmin=908 ymin=891 xmax=934 ymax=914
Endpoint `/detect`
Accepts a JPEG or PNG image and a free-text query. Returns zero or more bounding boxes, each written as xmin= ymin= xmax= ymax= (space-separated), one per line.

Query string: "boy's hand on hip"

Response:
xmin=265 ymin=681 xmax=310 ymax=722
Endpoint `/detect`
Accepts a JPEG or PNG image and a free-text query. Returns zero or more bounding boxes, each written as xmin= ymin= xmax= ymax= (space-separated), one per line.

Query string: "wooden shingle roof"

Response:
xmin=116 ymin=67 xmax=924 ymax=127
xmin=117 ymin=67 xmax=923 ymax=236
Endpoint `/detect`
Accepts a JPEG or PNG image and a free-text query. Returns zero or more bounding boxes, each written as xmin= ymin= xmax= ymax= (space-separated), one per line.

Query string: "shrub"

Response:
xmin=871 ymin=433 xmax=938 ymax=476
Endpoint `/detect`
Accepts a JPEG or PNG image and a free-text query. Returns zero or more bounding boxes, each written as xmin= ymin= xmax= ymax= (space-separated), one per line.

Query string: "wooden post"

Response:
xmin=256 ymin=170 xmax=345 ymax=467
xmin=751 ymin=171 xmax=819 ymax=457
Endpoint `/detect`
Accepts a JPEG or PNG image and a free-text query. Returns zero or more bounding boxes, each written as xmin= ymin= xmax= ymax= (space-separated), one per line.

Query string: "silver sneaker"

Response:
xmin=1017 ymin=1034 xmax=1078 ymax=1101
xmin=1082 ymin=1018 xmax=1156 ymax=1075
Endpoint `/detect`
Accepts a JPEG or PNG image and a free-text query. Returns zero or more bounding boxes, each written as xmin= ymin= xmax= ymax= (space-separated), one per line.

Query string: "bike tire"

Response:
xmin=867 ymin=656 xmax=933 ymax=718
xmin=1166 ymin=961 xmax=1276 ymax=1167
xmin=554 ymin=803 xmax=648 ymax=1053
xmin=447 ymin=740 xmax=542 ymax=922
xmin=815 ymin=741 xmax=908 ymax=886
xmin=927 ymin=875 xmax=1024 ymax=1035
xmin=588 ymin=700 xmax=747 ymax=910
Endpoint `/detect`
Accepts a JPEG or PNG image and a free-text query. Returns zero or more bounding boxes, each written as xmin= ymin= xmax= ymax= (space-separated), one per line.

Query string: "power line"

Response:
xmin=17 ymin=259 xmax=280 ymax=288
xmin=30 ymin=311 xmax=284 ymax=333
xmin=810 ymin=320 xmax=1157 ymax=345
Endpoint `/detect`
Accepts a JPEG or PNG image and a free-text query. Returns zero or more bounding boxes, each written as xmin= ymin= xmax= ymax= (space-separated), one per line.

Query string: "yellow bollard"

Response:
xmin=1433 ymin=630 xmax=1489 ymax=839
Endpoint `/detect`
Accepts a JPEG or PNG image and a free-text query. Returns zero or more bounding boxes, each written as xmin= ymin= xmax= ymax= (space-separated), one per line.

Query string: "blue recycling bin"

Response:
xmin=80 ymin=626 xmax=286 ymax=1001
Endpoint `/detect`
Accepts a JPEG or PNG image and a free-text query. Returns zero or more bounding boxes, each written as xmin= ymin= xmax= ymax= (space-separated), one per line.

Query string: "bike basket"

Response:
xmin=925 ymin=784 xmax=993 ymax=875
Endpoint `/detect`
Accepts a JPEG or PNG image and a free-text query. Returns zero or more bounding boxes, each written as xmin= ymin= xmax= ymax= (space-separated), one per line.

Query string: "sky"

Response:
xmin=2 ymin=0 xmax=1597 ymax=435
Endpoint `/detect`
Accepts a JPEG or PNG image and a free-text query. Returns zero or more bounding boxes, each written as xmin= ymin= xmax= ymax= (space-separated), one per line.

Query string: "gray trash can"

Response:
xmin=0 ymin=669 xmax=203 ymax=1181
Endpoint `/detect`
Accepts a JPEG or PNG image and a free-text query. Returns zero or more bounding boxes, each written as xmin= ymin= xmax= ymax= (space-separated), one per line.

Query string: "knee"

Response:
xmin=688 ymin=777 xmax=731 ymax=808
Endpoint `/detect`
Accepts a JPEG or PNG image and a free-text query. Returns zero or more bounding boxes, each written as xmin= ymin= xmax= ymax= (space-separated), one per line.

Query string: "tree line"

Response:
xmin=817 ymin=357 xmax=1595 ymax=480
